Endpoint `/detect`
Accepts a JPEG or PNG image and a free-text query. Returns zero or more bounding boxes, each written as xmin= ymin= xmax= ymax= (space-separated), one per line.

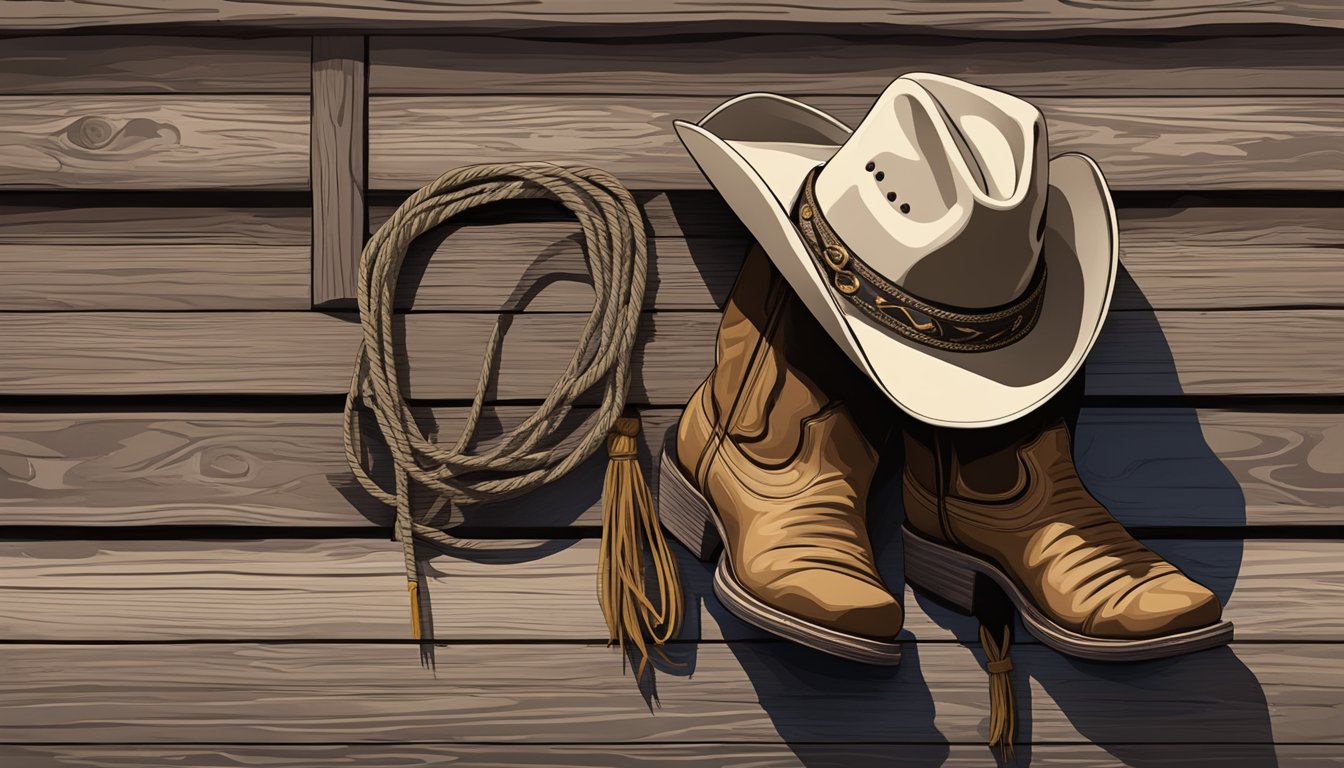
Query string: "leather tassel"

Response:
xmin=598 ymin=415 xmax=684 ymax=680
xmin=980 ymin=623 xmax=1017 ymax=758
xmin=407 ymin=581 xmax=422 ymax=640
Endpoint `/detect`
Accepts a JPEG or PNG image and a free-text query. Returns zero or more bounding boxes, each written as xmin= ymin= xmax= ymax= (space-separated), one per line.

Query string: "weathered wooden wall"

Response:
xmin=0 ymin=3 xmax=1342 ymax=766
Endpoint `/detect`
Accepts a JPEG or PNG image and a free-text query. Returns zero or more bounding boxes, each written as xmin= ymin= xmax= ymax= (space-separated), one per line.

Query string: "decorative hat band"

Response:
xmin=792 ymin=166 xmax=1046 ymax=353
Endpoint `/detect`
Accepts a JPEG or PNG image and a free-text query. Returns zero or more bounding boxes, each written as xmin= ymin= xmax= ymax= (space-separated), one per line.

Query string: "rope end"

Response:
xmin=408 ymin=580 xmax=423 ymax=640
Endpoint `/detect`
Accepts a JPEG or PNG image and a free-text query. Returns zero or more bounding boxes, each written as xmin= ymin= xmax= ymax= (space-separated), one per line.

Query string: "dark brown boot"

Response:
xmin=657 ymin=245 xmax=903 ymax=664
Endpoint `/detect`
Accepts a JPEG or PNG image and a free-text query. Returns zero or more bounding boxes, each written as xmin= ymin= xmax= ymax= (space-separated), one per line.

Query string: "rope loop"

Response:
xmin=343 ymin=162 xmax=649 ymax=638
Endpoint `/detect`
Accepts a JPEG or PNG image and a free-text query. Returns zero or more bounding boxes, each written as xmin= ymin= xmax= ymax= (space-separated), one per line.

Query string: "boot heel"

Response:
xmin=903 ymin=526 xmax=978 ymax=614
xmin=656 ymin=436 xmax=723 ymax=561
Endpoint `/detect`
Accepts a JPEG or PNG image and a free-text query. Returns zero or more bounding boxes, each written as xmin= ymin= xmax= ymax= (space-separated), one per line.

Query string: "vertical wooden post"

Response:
xmin=311 ymin=36 xmax=366 ymax=308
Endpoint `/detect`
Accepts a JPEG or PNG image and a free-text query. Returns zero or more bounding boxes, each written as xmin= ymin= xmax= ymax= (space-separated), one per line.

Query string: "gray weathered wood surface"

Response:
xmin=368 ymin=96 xmax=1344 ymax=191
xmin=1 ymin=407 xmax=1339 ymax=529
xmin=0 ymin=537 xmax=1336 ymax=642
xmin=0 ymin=96 xmax=310 ymax=190
xmin=7 ymin=1 xmax=1344 ymax=34
xmin=5 ymin=310 xmax=1338 ymax=399
xmin=0 ymin=641 xmax=1333 ymax=744
xmin=3 ymin=16 xmax=1342 ymax=765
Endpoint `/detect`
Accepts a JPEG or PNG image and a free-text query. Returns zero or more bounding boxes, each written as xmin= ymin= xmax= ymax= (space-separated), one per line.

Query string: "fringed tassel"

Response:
xmin=980 ymin=623 xmax=1017 ymax=758
xmin=598 ymin=415 xmax=685 ymax=681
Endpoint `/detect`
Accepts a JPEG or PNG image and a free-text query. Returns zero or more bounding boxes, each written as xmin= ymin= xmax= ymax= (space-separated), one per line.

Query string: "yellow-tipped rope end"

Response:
xmin=408 ymin=580 xmax=422 ymax=640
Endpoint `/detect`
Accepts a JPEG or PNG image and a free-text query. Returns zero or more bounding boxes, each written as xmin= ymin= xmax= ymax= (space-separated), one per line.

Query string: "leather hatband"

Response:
xmin=792 ymin=166 xmax=1046 ymax=353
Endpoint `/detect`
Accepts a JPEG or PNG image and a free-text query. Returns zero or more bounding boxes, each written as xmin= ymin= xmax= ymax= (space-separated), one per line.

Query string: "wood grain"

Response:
xmin=368 ymin=96 xmax=1344 ymax=191
xmin=0 ymin=641 xmax=1333 ymax=745
xmin=0 ymin=244 xmax=311 ymax=310
xmin=0 ymin=537 xmax=1336 ymax=642
xmin=4 ymin=744 xmax=1335 ymax=768
xmin=2 ymin=407 xmax=1339 ymax=529
xmin=0 ymin=310 xmax=1340 ymax=398
xmin=0 ymin=96 xmax=309 ymax=190
xmin=376 ymin=207 xmax=1344 ymax=311
xmin=0 ymin=200 xmax=311 ymax=245
xmin=371 ymin=34 xmax=1344 ymax=97
xmin=0 ymin=36 xmax=311 ymax=94
xmin=311 ymin=37 xmax=366 ymax=308
xmin=6 ymin=1 xmax=1343 ymax=34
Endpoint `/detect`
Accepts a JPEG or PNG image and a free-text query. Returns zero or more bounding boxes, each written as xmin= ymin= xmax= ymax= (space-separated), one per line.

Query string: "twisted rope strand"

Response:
xmin=343 ymin=163 xmax=681 ymax=658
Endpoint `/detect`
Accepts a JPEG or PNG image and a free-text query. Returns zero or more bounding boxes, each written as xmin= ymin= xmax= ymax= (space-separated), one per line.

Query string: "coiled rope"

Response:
xmin=343 ymin=162 xmax=682 ymax=675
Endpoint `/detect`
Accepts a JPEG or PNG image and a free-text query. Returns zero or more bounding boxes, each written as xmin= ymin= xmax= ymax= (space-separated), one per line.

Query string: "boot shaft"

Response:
xmin=682 ymin=245 xmax=893 ymax=477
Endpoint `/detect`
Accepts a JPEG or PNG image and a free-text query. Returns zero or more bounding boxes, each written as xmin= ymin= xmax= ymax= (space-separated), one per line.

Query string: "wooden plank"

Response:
xmin=0 ymin=200 xmax=311 ymax=245
xmin=1086 ymin=311 xmax=1344 ymax=397
xmin=0 ymin=36 xmax=311 ymax=94
xmin=6 ymin=2 xmax=1343 ymax=34
xmin=380 ymin=207 xmax=1344 ymax=311
xmin=368 ymin=96 xmax=1344 ymax=191
xmin=0 ymin=537 xmax=1337 ymax=642
xmin=0 ymin=641 xmax=1336 ymax=744
xmin=0 ymin=312 xmax=362 ymax=396
xmin=371 ymin=34 xmax=1344 ymax=97
xmin=0 ymin=410 xmax=388 ymax=528
xmin=0 ymin=202 xmax=312 ymax=309
xmin=4 ymin=744 xmax=1336 ymax=768
xmin=0 ymin=96 xmax=309 ymax=190
xmin=0 ymin=244 xmax=312 ymax=310
xmin=2 ymin=407 xmax=1339 ymax=529
xmin=0 ymin=310 xmax=1340 ymax=398
xmin=311 ymin=37 xmax=366 ymax=308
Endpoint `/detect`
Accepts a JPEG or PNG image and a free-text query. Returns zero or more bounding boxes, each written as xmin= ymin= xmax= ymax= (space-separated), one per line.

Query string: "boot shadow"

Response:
xmin=888 ymin=268 xmax=1274 ymax=765
xmin=658 ymin=441 xmax=949 ymax=767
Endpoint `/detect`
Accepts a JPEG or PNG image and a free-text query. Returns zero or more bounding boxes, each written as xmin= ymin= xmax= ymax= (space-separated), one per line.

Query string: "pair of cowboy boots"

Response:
xmin=658 ymin=246 xmax=1231 ymax=665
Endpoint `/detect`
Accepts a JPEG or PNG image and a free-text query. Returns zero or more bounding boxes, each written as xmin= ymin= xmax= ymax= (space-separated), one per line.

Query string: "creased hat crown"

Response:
xmin=814 ymin=73 xmax=1049 ymax=309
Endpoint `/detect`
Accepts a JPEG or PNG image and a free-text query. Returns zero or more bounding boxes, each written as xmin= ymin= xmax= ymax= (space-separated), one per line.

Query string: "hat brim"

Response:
xmin=675 ymin=93 xmax=1118 ymax=428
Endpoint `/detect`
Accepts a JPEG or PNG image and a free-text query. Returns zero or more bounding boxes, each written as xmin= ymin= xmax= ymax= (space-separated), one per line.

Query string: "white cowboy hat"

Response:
xmin=674 ymin=73 xmax=1118 ymax=428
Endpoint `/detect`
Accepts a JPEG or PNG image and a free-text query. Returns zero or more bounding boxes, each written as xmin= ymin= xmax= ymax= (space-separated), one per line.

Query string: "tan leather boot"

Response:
xmin=657 ymin=245 xmax=903 ymax=664
xmin=901 ymin=402 xmax=1233 ymax=660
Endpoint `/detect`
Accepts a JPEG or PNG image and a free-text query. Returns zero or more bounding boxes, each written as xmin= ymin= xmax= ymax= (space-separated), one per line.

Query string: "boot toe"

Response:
xmin=1090 ymin=573 xmax=1223 ymax=639
xmin=766 ymin=570 xmax=904 ymax=640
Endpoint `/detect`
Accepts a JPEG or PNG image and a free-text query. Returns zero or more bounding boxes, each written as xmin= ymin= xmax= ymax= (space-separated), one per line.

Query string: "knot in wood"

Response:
xmin=65 ymin=116 xmax=118 ymax=150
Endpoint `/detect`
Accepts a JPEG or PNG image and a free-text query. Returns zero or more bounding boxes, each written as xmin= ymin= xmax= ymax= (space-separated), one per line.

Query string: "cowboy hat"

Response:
xmin=674 ymin=73 xmax=1117 ymax=428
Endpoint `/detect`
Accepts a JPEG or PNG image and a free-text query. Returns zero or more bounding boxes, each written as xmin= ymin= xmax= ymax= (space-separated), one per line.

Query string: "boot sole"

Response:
xmin=902 ymin=524 xmax=1234 ymax=661
xmin=657 ymin=435 xmax=902 ymax=666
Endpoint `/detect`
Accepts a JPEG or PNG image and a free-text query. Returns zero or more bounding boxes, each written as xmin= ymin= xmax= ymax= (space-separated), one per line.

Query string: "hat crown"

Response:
xmin=813 ymin=73 xmax=1049 ymax=309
